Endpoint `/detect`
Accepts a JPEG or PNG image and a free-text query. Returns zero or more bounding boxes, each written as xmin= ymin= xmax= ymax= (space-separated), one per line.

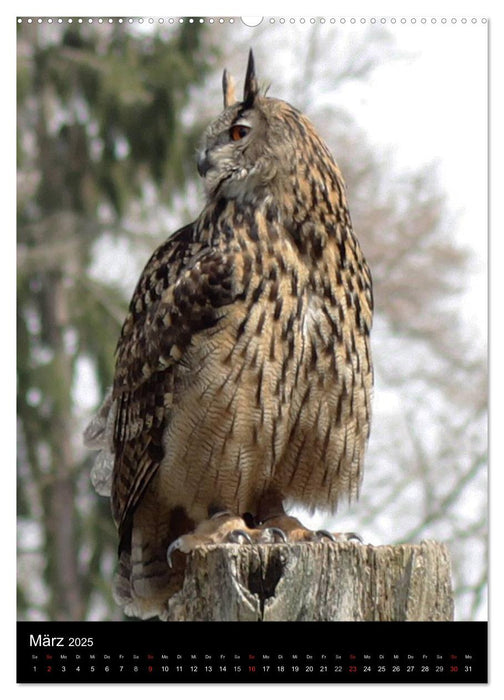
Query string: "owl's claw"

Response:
xmin=167 ymin=537 xmax=183 ymax=567
xmin=314 ymin=529 xmax=363 ymax=543
xmin=342 ymin=531 xmax=364 ymax=543
xmin=227 ymin=526 xmax=288 ymax=544
xmin=167 ymin=516 xmax=254 ymax=565
xmin=226 ymin=529 xmax=253 ymax=544
xmin=259 ymin=526 xmax=287 ymax=543
xmin=210 ymin=509 xmax=233 ymax=519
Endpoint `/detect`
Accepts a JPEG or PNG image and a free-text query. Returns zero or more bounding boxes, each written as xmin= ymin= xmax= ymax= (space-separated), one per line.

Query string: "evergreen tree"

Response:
xmin=17 ymin=20 xmax=212 ymax=620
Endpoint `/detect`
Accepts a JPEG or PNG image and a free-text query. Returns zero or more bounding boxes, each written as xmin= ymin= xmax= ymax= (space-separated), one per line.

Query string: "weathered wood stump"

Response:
xmin=163 ymin=540 xmax=454 ymax=621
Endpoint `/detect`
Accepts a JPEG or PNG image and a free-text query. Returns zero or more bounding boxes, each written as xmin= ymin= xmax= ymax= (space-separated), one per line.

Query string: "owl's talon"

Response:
xmin=210 ymin=509 xmax=233 ymax=520
xmin=344 ymin=532 xmax=364 ymax=543
xmin=226 ymin=529 xmax=253 ymax=544
xmin=260 ymin=526 xmax=287 ymax=543
xmin=166 ymin=538 xmax=183 ymax=567
xmin=317 ymin=530 xmax=364 ymax=543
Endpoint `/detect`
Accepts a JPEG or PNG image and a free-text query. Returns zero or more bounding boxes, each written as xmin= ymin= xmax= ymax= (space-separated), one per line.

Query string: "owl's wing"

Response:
xmin=111 ymin=222 xmax=239 ymax=546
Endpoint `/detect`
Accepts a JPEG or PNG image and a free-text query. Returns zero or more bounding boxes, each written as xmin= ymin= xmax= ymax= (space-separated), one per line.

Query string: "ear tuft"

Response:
xmin=243 ymin=49 xmax=259 ymax=108
xmin=222 ymin=69 xmax=237 ymax=108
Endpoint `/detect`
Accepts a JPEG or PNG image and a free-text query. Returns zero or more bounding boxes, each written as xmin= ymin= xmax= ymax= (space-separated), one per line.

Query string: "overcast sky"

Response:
xmin=338 ymin=20 xmax=488 ymax=341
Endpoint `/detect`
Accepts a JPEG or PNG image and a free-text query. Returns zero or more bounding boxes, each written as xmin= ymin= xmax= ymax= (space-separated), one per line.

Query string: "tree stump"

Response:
xmin=164 ymin=540 xmax=454 ymax=622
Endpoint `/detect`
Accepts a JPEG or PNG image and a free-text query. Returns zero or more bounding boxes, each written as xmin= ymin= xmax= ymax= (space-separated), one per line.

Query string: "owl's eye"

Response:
xmin=229 ymin=124 xmax=251 ymax=141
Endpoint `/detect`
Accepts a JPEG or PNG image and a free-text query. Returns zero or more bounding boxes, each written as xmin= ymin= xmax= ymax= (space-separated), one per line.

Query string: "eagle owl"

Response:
xmin=85 ymin=51 xmax=373 ymax=620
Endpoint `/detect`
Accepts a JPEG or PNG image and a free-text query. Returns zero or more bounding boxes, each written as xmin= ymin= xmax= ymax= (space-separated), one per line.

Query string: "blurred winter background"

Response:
xmin=16 ymin=16 xmax=487 ymax=621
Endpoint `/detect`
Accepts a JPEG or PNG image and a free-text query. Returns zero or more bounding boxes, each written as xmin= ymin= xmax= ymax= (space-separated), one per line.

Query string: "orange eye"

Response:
xmin=229 ymin=124 xmax=251 ymax=141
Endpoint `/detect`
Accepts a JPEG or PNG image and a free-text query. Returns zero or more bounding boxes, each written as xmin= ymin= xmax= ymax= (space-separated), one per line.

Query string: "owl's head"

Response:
xmin=197 ymin=50 xmax=335 ymax=207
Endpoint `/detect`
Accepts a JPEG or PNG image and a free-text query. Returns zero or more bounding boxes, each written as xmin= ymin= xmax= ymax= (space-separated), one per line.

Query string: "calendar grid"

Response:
xmin=17 ymin=621 xmax=487 ymax=683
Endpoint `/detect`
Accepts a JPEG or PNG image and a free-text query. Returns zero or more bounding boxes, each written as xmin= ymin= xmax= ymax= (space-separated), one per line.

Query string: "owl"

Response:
xmin=84 ymin=51 xmax=373 ymax=620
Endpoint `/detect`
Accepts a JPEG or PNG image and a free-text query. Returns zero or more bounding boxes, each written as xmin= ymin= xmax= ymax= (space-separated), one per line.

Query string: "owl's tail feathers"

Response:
xmin=113 ymin=546 xmax=186 ymax=621
xmin=113 ymin=505 xmax=194 ymax=620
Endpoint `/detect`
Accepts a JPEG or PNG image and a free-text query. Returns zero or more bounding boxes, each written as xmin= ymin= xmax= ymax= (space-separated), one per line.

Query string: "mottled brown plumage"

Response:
xmin=85 ymin=51 xmax=373 ymax=619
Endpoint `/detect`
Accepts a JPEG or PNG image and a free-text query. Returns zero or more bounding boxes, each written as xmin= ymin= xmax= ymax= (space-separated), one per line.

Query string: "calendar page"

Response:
xmin=16 ymin=12 xmax=488 ymax=684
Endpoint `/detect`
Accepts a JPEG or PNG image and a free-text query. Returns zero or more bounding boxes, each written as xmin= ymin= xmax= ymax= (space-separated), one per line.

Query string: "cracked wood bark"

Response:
xmin=164 ymin=540 xmax=454 ymax=621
